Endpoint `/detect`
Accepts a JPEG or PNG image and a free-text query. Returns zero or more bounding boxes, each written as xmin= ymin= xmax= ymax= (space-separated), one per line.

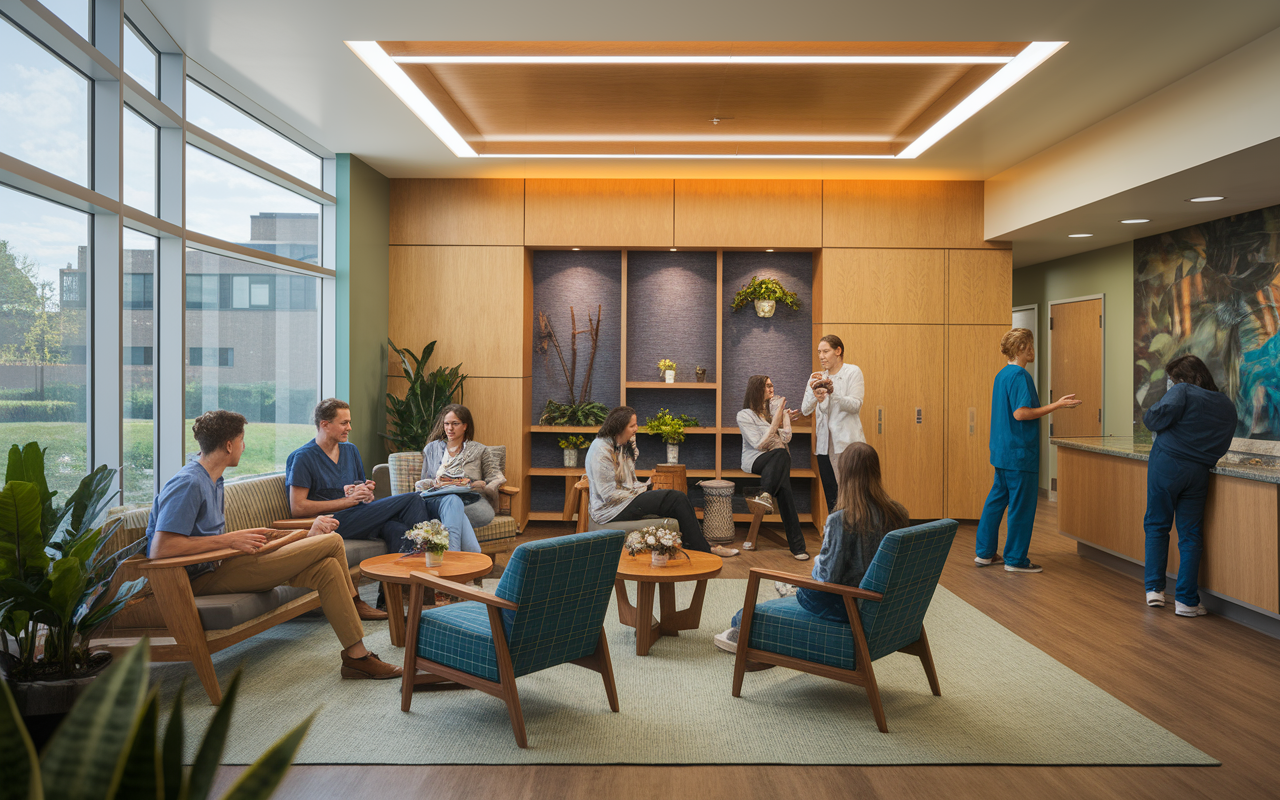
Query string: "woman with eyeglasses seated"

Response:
xmin=413 ymin=404 xmax=494 ymax=547
xmin=584 ymin=405 xmax=739 ymax=558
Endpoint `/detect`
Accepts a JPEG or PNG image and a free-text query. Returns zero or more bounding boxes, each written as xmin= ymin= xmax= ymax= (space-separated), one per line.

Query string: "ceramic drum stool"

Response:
xmin=698 ymin=479 xmax=736 ymax=546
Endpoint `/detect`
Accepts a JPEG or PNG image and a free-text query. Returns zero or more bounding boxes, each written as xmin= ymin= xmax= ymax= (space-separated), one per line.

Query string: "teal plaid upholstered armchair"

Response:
xmin=732 ymin=519 xmax=959 ymax=733
xmin=400 ymin=529 xmax=626 ymax=747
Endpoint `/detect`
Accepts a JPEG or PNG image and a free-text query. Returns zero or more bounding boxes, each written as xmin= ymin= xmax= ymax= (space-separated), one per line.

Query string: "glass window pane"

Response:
xmin=123 ymin=21 xmax=157 ymax=95
xmin=123 ymin=106 xmax=158 ymax=214
xmin=0 ymin=183 xmax=90 ymax=498
xmin=185 ymin=249 xmax=319 ymax=480
xmin=186 ymin=80 xmax=322 ymax=188
xmin=0 ymin=17 xmax=90 ymax=186
xmin=185 ymin=145 xmax=321 ymax=265
xmin=123 ymin=228 xmax=156 ymax=504
xmin=38 ymin=0 xmax=91 ymax=42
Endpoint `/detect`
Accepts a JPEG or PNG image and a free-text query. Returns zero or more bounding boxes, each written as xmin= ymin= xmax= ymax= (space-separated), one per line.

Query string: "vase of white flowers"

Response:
xmin=623 ymin=525 xmax=685 ymax=568
xmin=404 ymin=519 xmax=450 ymax=566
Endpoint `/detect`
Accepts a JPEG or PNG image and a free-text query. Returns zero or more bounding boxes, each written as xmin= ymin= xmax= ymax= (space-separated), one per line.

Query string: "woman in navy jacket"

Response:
xmin=1142 ymin=355 xmax=1238 ymax=617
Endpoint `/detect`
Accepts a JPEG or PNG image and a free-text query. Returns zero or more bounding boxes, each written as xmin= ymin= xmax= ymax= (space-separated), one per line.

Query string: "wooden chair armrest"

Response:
xmin=747 ymin=567 xmax=884 ymax=601
xmin=498 ymin=485 xmax=520 ymax=496
xmin=271 ymin=518 xmax=316 ymax=530
xmin=408 ymin=571 xmax=518 ymax=610
xmin=137 ymin=530 xmax=309 ymax=570
xmin=574 ymin=476 xmax=589 ymax=490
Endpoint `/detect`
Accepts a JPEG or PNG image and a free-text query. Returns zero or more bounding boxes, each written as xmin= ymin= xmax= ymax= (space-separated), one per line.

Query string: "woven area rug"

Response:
xmin=151 ymin=580 xmax=1217 ymax=766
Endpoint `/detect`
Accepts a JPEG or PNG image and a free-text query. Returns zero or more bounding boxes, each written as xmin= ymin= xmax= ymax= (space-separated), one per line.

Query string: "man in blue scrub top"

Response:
xmin=285 ymin=398 xmax=481 ymax=556
xmin=975 ymin=328 xmax=1082 ymax=573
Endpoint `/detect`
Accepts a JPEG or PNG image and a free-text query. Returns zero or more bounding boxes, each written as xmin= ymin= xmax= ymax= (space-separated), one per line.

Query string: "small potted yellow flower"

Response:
xmin=658 ymin=358 xmax=677 ymax=383
xmin=558 ymin=434 xmax=588 ymax=467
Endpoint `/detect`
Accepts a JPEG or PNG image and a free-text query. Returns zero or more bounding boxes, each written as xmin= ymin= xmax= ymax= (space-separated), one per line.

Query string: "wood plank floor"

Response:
xmin=211 ymin=503 xmax=1280 ymax=799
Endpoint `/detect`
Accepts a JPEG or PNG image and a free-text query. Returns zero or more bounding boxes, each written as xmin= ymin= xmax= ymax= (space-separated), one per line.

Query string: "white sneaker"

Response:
xmin=1146 ymin=591 xmax=1166 ymax=607
xmin=711 ymin=545 xmax=739 ymax=558
xmin=1004 ymin=562 xmax=1043 ymax=573
xmin=745 ymin=492 xmax=774 ymax=515
xmin=713 ymin=627 xmax=739 ymax=653
xmin=741 ymin=541 xmax=755 ymax=550
xmin=974 ymin=555 xmax=1003 ymax=567
xmin=1176 ymin=602 xmax=1207 ymax=617
xmin=774 ymin=581 xmax=798 ymax=598
xmin=793 ymin=552 xmax=810 ymax=561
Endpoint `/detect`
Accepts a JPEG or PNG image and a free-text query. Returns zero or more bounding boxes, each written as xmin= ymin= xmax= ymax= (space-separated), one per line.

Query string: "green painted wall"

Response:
xmin=1012 ymin=241 xmax=1135 ymax=491
xmin=335 ymin=154 xmax=390 ymax=465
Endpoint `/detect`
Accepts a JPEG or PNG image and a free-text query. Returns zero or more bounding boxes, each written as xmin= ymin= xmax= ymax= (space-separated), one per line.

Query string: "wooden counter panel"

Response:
xmin=1058 ymin=447 xmax=1280 ymax=614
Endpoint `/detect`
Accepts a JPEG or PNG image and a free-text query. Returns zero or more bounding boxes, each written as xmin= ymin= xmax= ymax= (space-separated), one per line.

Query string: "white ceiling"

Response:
xmin=142 ymin=0 xmax=1280 ymax=263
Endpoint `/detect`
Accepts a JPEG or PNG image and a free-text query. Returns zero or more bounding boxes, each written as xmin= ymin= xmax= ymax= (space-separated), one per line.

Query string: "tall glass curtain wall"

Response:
xmin=0 ymin=1 xmax=333 ymax=503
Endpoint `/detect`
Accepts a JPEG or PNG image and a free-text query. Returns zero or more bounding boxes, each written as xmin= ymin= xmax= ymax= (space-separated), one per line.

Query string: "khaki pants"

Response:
xmin=190 ymin=533 xmax=364 ymax=649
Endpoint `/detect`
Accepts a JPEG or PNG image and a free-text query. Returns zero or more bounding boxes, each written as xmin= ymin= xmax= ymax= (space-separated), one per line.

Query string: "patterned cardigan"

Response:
xmin=416 ymin=439 xmax=507 ymax=508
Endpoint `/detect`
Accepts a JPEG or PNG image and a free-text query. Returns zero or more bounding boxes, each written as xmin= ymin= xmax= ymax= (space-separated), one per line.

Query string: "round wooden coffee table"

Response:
xmin=360 ymin=551 xmax=493 ymax=647
xmin=615 ymin=550 xmax=722 ymax=656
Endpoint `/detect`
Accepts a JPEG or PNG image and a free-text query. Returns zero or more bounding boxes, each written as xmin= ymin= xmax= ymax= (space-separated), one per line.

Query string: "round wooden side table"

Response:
xmin=359 ymin=551 xmax=493 ymax=647
xmin=615 ymin=549 xmax=722 ymax=655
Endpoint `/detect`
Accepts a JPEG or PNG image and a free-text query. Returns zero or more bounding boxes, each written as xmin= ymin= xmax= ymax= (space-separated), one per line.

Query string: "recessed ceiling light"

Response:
xmin=1119 ymin=218 xmax=1150 ymax=224
xmin=571 ymin=247 xmax=580 ymax=250
xmin=670 ymin=248 xmax=677 ymax=251
xmin=765 ymin=249 xmax=774 ymax=252
xmin=1187 ymin=196 xmax=1225 ymax=203
xmin=1068 ymin=233 xmax=1093 ymax=238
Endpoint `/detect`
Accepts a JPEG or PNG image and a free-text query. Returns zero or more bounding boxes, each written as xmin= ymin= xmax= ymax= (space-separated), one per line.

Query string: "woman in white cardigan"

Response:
xmin=414 ymin=404 xmax=504 ymax=530
xmin=800 ymin=334 xmax=865 ymax=513
xmin=737 ymin=375 xmax=808 ymax=559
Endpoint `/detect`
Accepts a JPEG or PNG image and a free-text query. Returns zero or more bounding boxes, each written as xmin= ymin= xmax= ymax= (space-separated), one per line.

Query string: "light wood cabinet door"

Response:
xmin=820 ymin=323 xmax=944 ymax=518
xmin=525 ymin=179 xmax=674 ymax=247
xmin=822 ymin=180 xmax=1009 ymax=249
xmin=390 ymin=179 xmax=525 ymax=245
xmin=946 ymin=326 xmax=1009 ymax=518
xmin=1049 ymin=298 xmax=1103 ymax=437
xmin=948 ymin=250 xmax=1012 ymax=324
xmin=820 ymin=249 xmax=944 ymax=324
xmin=675 ymin=180 xmax=822 ymax=248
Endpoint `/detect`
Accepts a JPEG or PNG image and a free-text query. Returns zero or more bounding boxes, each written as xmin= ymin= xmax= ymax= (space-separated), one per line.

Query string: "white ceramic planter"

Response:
xmin=666 ymin=443 xmax=679 ymax=463
xmin=754 ymin=299 xmax=776 ymax=318
xmin=663 ymin=369 xmax=676 ymax=383
xmin=563 ymin=448 xmax=579 ymax=468
xmin=651 ymin=552 xmax=668 ymax=567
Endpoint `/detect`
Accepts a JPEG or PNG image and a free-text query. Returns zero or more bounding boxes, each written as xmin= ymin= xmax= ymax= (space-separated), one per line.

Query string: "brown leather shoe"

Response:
xmin=340 ymin=651 xmax=403 ymax=680
xmin=354 ymin=598 xmax=388 ymax=620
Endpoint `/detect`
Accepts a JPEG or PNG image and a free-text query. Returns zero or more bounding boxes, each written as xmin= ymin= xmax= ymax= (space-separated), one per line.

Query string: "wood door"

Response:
xmin=1049 ymin=298 xmax=1103 ymax=438
xmin=821 ymin=324 xmax=945 ymax=518
xmin=945 ymin=326 xmax=1008 ymax=518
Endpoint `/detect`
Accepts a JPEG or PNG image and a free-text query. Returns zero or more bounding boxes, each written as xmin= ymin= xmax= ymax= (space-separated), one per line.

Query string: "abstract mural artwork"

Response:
xmin=1134 ymin=204 xmax=1280 ymax=441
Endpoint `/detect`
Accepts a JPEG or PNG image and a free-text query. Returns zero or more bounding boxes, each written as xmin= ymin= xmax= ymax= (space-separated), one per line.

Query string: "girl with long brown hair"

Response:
xmin=737 ymin=374 xmax=807 ymax=559
xmin=714 ymin=443 xmax=908 ymax=653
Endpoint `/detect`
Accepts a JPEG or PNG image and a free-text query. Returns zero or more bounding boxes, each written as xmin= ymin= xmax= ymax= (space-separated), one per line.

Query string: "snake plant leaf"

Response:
xmin=0 ymin=481 xmax=48 ymax=579
xmin=160 ymin=678 xmax=186 ymax=800
xmin=40 ymin=640 xmax=149 ymax=800
xmin=48 ymin=557 xmax=87 ymax=621
xmin=79 ymin=577 xmax=149 ymax=632
xmin=184 ymin=670 xmax=243 ymax=800
xmin=0 ymin=678 xmax=42 ymax=800
xmin=114 ymin=689 xmax=162 ymax=800
xmin=217 ymin=713 xmax=314 ymax=800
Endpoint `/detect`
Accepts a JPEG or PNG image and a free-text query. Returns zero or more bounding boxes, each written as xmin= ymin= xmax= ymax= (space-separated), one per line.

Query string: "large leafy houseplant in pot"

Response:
xmin=383 ymin=338 xmax=467 ymax=453
xmin=0 ymin=442 xmax=149 ymax=739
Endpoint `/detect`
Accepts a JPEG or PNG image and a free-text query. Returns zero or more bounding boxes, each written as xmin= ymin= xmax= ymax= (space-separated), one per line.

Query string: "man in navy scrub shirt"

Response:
xmin=285 ymin=398 xmax=481 ymax=557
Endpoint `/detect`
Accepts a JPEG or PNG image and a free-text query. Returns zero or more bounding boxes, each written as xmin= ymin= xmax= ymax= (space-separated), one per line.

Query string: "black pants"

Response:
xmin=816 ymin=453 xmax=838 ymax=514
xmin=751 ymin=448 xmax=806 ymax=554
xmin=613 ymin=490 xmax=711 ymax=552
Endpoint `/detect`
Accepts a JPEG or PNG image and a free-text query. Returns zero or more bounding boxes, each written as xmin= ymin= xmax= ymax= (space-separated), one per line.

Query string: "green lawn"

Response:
xmin=0 ymin=420 xmax=316 ymax=504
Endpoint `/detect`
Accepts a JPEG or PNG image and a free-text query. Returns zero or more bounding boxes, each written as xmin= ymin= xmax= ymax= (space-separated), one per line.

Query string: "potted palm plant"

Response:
xmin=643 ymin=409 xmax=700 ymax=464
xmin=0 ymin=442 xmax=150 ymax=741
xmin=731 ymin=276 xmax=802 ymax=318
xmin=383 ymin=338 xmax=466 ymax=488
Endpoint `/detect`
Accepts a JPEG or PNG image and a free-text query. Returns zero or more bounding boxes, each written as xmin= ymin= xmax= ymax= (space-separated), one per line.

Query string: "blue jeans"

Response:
xmin=333 ymin=492 xmax=481 ymax=554
xmin=1143 ymin=454 xmax=1209 ymax=606
xmin=975 ymin=467 xmax=1038 ymax=568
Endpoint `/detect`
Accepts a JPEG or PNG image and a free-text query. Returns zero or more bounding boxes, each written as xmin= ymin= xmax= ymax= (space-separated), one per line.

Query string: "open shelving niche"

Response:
xmin=527 ymin=249 xmax=821 ymax=526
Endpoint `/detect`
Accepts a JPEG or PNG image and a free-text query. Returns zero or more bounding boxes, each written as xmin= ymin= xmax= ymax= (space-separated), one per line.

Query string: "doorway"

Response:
xmin=1013 ymin=304 xmax=1038 ymax=389
xmin=1048 ymin=296 xmax=1104 ymax=439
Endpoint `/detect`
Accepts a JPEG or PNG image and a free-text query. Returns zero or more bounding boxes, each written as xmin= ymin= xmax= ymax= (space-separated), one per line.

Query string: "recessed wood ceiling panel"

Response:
xmin=387 ymin=41 xmax=1028 ymax=157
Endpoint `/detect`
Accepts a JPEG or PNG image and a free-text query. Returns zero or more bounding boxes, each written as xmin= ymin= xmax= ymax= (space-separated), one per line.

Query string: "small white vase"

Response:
xmin=663 ymin=369 xmax=676 ymax=383
xmin=563 ymin=448 xmax=579 ymax=468
xmin=651 ymin=551 xmax=668 ymax=567
xmin=666 ymin=443 xmax=679 ymax=464
xmin=754 ymin=299 xmax=776 ymax=318
xmin=425 ymin=550 xmax=445 ymax=567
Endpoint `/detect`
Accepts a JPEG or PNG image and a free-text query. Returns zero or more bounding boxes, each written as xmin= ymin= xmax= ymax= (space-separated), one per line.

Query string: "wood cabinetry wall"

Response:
xmin=388 ymin=178 xmax=1012 ymax=525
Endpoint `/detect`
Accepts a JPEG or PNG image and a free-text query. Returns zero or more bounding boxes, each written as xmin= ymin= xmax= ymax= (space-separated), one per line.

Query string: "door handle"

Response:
xmin=968 ymin=407 xmax=976 ymax=435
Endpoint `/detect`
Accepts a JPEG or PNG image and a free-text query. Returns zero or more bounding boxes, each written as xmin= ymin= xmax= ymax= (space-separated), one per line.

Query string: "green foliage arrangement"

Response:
xmin=730 ymin=276 xmax=801 ymax=312
xmin=643 ymin=409 xmax=700 ymax=444
xmin=657 ymin=358 xmax=676 ymax=374
xmin=539 ymin=399 xmax=608 ymax=427
xmin=557 ymin=435 xmax=588 ymax=450
xmin=0 ymin=640 xmax=312 ymax=800
xmin=384 ymin=339 xmax=466 ymax=453
xmin=0 ymin=442 xmax=149 ymax=681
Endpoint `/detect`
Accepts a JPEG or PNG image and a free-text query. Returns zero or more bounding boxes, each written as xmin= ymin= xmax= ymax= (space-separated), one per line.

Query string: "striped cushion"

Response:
xmin=388 ymin=451 xmax=424 ymax=496
xmin=746 ymin=596 xmax=857 ymax=670
xmin=415 ymin=601 xmax=500 ymax=682
xmin=224 ymin=474 xmax=291 ymax=533
xmin=481 ymin=445 xmax=506 ymax=485
xmin=475 ymin=515 xmax=519 ymax=543
xmin=857 ymin=519 xmax=958 ymax=661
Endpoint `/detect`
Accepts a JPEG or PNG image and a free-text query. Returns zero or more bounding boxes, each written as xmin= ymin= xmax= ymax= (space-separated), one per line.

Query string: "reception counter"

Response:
xmin=1052 ymin=436 xmax=1280 ymax=620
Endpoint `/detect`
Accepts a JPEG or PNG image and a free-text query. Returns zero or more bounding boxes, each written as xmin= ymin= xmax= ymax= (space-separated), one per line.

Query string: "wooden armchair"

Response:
xmin=731 ymin=519 xmax=958 ymax=732
xmin=561 ymin=475 xmax=679 ymax=535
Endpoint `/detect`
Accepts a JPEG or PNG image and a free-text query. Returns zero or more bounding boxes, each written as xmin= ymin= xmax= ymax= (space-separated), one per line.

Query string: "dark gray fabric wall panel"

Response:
xmin=530 ymin=432 xmax=594 ymax=468
xmin=627 ymin=387 xmax=717 ymax=428
xmin=633 ymin=432 xmax=716 ymax=472
xmin=626 ymin=250 xmax=718 ymax=383
xmin=721 ymin=252 xmax=814 ymax=426
xmin=530 ymin=476 xmax=567 ymax=513
xmin=531 ymin=251 xmax=622 ymax=420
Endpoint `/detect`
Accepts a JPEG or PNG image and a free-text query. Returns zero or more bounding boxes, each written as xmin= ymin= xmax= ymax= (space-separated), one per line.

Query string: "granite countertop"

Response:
xmin=1050 ymin=436 xmax=1280 ymax=485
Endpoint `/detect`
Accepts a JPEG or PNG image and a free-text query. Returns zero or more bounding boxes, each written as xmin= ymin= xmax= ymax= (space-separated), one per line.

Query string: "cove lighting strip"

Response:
xmin=347 ymin=41 xmax=1065 ymax=160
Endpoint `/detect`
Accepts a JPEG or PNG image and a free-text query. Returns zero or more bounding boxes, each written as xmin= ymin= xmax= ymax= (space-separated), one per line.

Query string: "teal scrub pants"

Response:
xmin=975 ymin=467 xmax=1039 ymax=568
